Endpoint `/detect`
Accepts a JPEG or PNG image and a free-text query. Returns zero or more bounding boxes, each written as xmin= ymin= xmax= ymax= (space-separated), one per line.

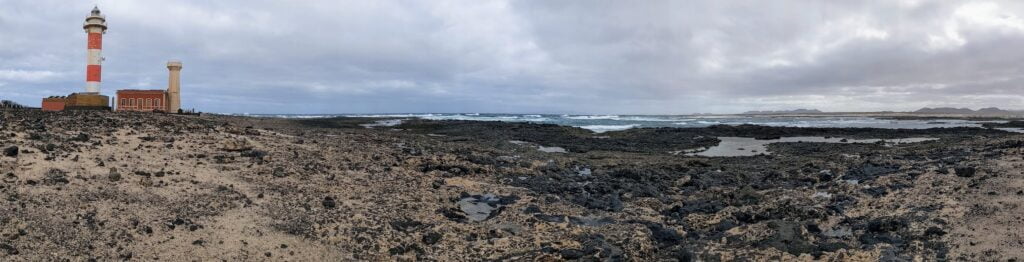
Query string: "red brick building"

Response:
xmin=41 ymin=97 xmax=67 ymax=111
xmin=116 ymin=90 xmax=167 ymax=112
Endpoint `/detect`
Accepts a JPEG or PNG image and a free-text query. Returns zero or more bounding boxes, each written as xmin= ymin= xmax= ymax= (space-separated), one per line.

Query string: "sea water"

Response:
xmin=690 ymin=137 xmax=939 ymax=157
xmin=245 ymin=113 xmax=1002 ymax=133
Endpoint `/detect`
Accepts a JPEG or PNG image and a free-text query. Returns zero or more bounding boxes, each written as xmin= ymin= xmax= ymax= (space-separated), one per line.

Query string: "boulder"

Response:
xmin=221 ymin=138 xmax=252 ymax=152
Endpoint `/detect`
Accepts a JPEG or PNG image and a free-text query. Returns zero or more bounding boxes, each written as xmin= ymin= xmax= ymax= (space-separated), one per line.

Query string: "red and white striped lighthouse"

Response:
xmin=83 ymin=6 xmax=107 ymax=93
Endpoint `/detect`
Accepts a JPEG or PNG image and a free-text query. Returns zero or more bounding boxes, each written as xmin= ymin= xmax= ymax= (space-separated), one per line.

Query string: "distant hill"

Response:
xmin=742 ymin=109 xmax=823 ymax=114
xmin=914 ymin=107 xmax=976 ymax=114
xmin=977 ymin=107 xmax=1010 ymax=114
xmin=914 ymin=107 xmax=1022 ymax=115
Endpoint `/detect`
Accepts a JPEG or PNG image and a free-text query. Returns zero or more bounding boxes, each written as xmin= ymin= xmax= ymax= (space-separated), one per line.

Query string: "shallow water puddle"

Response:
xmin=509 ymin=140 xmax=568 ymax=153
xmin=997 ymin=128 xmax=1024 ymax=133
xmin=457 ymin=194 xmax=516 ymax=222
xmin=538 ymin=146 xmax=567 ymax=153
xmin=360 ymin=119 xmax=404 ymax=128
xmin=689 ymin=136 xmax=938 ymax=157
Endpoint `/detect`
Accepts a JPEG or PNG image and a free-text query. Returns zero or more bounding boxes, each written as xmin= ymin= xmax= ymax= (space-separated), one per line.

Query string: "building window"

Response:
xmin=146 ymin=98 xmax=152 ymax=108
xmin=155 ymin=99 xmax=161 ymax=108
xmin=120 ymin=98 xmax=126 ymax=107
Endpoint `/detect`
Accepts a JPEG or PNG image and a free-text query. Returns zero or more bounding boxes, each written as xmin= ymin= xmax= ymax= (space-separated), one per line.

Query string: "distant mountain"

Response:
xmin=914 ymin=107 xmax=976 ymax=114
xmin=914 ymin=107 xmax=1021 ymax=115
xmin=977 ymin=107 xmax=1009 ymax=114
xmin=742 ymin=109 xmax=823 ymax=114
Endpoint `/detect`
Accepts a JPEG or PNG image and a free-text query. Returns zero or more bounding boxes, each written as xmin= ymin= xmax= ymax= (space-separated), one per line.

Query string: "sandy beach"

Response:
xmin=1 ymin=110 xmax=1023 ymax=261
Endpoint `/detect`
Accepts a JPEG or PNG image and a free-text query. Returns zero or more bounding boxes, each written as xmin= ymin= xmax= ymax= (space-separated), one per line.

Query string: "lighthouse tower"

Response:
xmin=166 ymin=61 xmax=183 ymax=113
xmin=61 ymin=6 xmax=111 ymax=110
xmin=83 ymin=6 xmax=107 ymax=93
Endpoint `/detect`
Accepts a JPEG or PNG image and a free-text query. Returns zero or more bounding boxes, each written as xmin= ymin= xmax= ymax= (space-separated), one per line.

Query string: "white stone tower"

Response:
xmin=167 ymin=60 xmax=182 ymax=112
xmin=83 ymin=6 xmax=107 ymax=93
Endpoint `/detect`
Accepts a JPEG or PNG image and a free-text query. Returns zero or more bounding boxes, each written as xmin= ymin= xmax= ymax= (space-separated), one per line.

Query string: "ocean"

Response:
xmin=241 ymin=113 xmax=1005 ymax=133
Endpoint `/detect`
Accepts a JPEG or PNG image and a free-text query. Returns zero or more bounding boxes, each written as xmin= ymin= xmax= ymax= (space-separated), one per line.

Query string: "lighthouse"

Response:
xmin=43 ymin=5 xmax=190 ymax=112
xmin=84 ymin=6 xmax=107 ymax=93
xmin=57 ymin=6 xmax=112 ymax=110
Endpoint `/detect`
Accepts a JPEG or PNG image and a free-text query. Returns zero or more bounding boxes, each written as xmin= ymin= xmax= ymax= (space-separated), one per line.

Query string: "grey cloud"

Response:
xmin=0 ymin=0 xmax=1022 ymax=113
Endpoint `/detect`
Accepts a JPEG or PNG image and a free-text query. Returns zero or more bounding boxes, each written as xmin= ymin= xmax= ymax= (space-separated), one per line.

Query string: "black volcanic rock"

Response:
xmin=3 ymin=146 xmax=17 ymax=157
xmin=954 ymin=166 xmax=976 ymax=178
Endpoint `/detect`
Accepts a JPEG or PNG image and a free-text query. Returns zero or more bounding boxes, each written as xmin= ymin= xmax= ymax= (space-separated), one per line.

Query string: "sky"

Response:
xmin=1 ymin=0 xmax=1024 ymax=114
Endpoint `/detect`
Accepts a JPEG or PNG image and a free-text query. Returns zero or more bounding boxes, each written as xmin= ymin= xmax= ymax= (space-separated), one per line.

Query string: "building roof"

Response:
xmin=117 ymin=89 xmax=166 ymax=94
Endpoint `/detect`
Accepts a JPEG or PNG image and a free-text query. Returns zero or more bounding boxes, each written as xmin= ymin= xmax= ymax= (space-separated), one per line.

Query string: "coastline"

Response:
xmin=1 ymin=110 xmax=1023 ymax=260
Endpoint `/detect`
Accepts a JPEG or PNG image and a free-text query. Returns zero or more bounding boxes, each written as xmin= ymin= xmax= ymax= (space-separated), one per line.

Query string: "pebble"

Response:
xmin=108 ymin=168 xmax=121 ymax=182
xmin=322 ymin=196 xmax=337 ymax=209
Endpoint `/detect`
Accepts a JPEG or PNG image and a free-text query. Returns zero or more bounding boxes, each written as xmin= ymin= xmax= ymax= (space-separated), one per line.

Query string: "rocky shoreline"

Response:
xmin=1 ymin=110 xmax=1023 ymax=260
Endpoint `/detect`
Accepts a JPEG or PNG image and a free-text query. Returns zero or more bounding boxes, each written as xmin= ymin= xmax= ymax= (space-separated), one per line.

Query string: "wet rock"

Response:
xmin=3 ymin=146 xmax=17 ymax=157
xmin=954 ymin=166 xmax=976 ymax=178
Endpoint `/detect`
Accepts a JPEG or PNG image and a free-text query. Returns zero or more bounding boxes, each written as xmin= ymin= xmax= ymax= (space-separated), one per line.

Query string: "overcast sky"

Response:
xmin=1 ymin=1 xmax=1023 ymax=114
